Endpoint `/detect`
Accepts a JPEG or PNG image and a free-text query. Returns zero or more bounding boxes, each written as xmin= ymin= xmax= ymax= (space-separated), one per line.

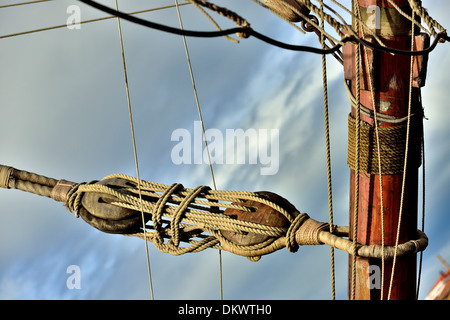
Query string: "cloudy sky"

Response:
xmin=0 ymin=0 xmax=449 ymax=300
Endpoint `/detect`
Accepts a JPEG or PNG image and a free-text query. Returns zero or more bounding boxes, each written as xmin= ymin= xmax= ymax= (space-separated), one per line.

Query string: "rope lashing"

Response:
xmin=186 ymin=0 xmax=252 ymax=40
xmin=347 ymin=113 xmax=423 ymax=174
xmin=260 ymin=0 xmax=310 ymax=22
xmin=0 ymin=165 xmax=428 ymax=260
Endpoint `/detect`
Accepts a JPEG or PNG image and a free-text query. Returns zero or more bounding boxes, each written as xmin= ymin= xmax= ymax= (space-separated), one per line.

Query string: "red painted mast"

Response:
xmin=345 ymin=0 xmax=426 ymax=299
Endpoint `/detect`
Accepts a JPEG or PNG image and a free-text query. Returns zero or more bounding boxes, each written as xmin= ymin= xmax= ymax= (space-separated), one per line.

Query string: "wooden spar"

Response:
xmin=345 ymin=0 xmax=426 ymax=300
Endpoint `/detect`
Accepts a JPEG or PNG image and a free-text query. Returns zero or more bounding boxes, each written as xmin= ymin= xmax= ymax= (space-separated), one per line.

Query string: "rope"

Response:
xmin=0 ymin=165 xmax=14 ymax=189
xmin=408 ymin=0 xmax=446 ymax=37
xmin=350 ymin=0 xmax=361 ymax=300
xmin=73 ymin=0 xmax=449 ymax=56
xmin=258 ymin=0 xmax=310 ymax=22
xmin=357 ymin=1 xmax=388 ymax=300
xmin=354 ymin=2 xmax=388 ymax=298
xmin=0 ymin=164 xmax=428 ymax=260
xmin=347 ymin=114 xmax=422 ymax=175
xmin=251 ymin=0 xmax=306 ymax=36
xmin=187 ymin=0 xmax=250 ymax=39
xmin=184 ymin=0 xmax=240 ymax=43
xmin=344 ymin=80 xmax=421 ymax=124
xmin=318 ymin=0 xmax=335 ymax=301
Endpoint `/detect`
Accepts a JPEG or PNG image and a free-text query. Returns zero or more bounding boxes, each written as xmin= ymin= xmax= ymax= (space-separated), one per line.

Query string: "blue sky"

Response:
xmin=0 ymin=0 xmax=449 ymax=300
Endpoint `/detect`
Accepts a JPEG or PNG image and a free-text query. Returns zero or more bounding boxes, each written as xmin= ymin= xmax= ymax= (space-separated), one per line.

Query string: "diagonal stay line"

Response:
xmin=174 ymin=0 xmax=223 ymax=300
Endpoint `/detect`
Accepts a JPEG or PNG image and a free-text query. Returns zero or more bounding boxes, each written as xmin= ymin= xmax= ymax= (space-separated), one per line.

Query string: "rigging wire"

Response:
xmin=0 ymin=2 xmax=191 ymax=39
xmin=174 ymin=0 xmax=223 ymax=300
xmin=318 ymin=0 xmax=335 ymax=300
xmin=114 ymin=0 xmax=154 ymax=300
xmin=387 ymin=11 xmax=417 ymax=300
xmin=354 ymin=3 xmax=387 ymax=299
xmin=3 ymin=0 xmax=447 ymax=54
xmin=0 ymin=0 xmax=52 ymax=9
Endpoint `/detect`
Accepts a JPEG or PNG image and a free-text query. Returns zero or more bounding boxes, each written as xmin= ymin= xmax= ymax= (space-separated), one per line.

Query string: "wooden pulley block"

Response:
xmin=220 ymin=191 xmax=300 ymax=246
xmin=81 ymin=178 xmax=139 ymax=221
xmin=80 ymin=178 xmax=143 ymax=234
xmin=261 ymin=0 xmax=310 ymax=22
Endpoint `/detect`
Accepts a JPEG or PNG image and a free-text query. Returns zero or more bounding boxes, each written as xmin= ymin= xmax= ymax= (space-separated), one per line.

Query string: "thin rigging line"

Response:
xmin=115 ymin=0 xmax=154 ymax=300
xmin=318 ymin=0 xmax=335 ymax=301
xmin=0 ymin=0 xmax=52 ymax=9
xmin=0 ymin=2 xmax=191 ymax=39
xmin=388 ymin=11 xmax=416 ymax=300
xmin=353 ymin=3 xmax=386 ymax=300
xmin=174 ymin=0 xmax=223 ymax=300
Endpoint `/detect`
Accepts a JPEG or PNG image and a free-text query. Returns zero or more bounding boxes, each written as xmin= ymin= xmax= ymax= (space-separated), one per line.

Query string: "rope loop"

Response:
xmin=1 ymin=165 xmax=430 ymax=261
xmin=285 ymin=213 xmax=309 ymax=252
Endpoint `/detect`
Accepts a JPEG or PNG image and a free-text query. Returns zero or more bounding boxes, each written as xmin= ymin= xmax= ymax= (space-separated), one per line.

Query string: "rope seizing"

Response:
xmin=0 ymin=164 xmax=428 ymax=261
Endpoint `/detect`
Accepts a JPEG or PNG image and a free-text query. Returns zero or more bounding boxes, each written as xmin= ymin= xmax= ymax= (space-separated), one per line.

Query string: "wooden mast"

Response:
xmin=345 ymin=0 xmax=427 ymax=300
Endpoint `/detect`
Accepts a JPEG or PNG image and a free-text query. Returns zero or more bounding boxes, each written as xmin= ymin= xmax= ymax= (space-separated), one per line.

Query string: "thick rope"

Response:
xmin=347 ymin=114 xmax=422 ymax=175
xmin=350 ymin=0 xmax=361 ymax=300
xmin=0 ymin=165 xmax=428 ymax=261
